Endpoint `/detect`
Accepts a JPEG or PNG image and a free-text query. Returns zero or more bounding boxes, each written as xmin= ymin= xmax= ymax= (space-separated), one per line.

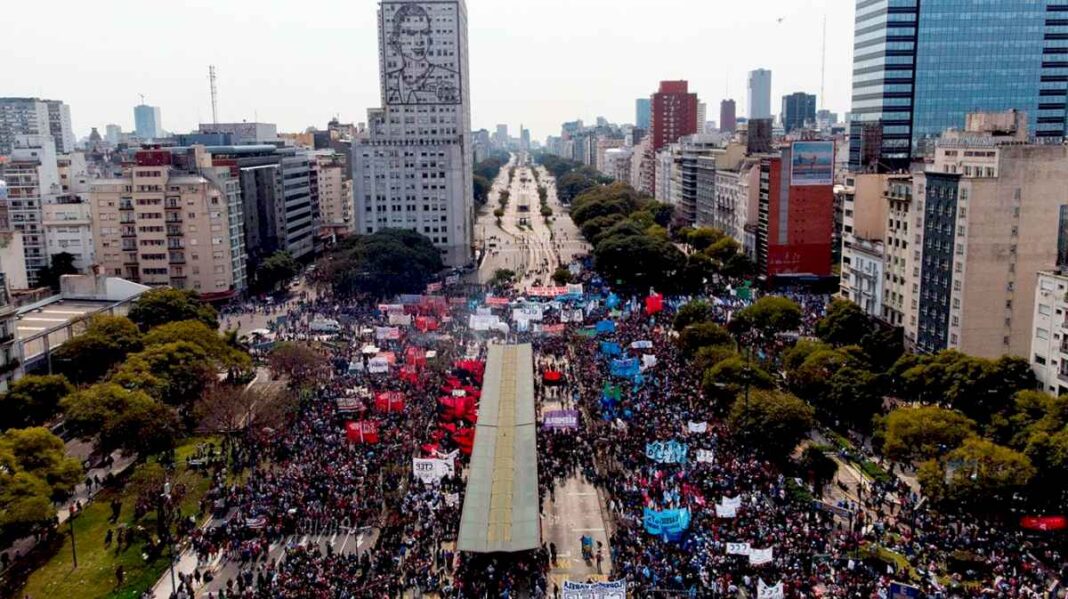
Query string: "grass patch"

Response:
xmin=828 ymin=432 xmax=892 ymax=483
xmin=19 ymin=437 xmax=218 ymax=599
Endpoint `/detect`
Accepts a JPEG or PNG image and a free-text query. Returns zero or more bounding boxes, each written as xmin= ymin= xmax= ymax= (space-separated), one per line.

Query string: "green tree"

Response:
xmin=473 ymin=174 xmax=492 ymax=207
xmin=945 ymin=355 xmax=1035 ymax=423
xmin=579 ymin=214 xmax=627 ymax=242
xmin=702 ymin=356 xmax=775 ymax=406
xmin=816 ymin=299 xmax=871 ymax=347
xmin=918 ymin=438 xmax=1035 ymax=505
xmin=0 ymin=427 xmax=82 ymax=500
xmin=61 ymin=383 xmax=178 ymax=455
xmin=489 ymin=268 xmax=516 ymax=291
xmin=321 ymin=229 xmax=444 ymax=298
xmin=783 ymin=339 xmax=832 ymax=374
xmin=788 ymin=347 xmax=852 ymax=405
xmin=0 ymin=374 xmax=74 ymax=430
xmin=730 ymin=296 xmax=802 ymax=340
xmin=257 ymin=250 xmax=300 ymax=291
xmin=729 ymin=389 xmax=815 ymax=460
xmin=114 ymin=341 xmax=215 ymax=407
xmin=268 ymin=342 xmax=327 ymax=389
xmin=52 ymin=316 xmax=144 ymax=384
xmin=678 ymin=322 xmax=733 ymax=356
xmin=551 ymin=268 xmax=573 ymax=285
xmin=128 ymin=288 xmax=219 ymax=331
xmin=593 ymin=234 xmax=686 ymax=292
xmin=825 ymin=365 xmax=885 ymax=431
xmin=35 ymin=252 xmax=79 ymax=291
xmin=880 ymin=406 xmax=977 ymax=463
xmin=705 ymin=236 xmax=742 ymax=264
xmin=144 ymin=320 xmax=251 ymax=370
xmin=0 ymin=470 xmax=54 ymax=540
xmin=687 ymin=227 xmax=725 ymax=252
xmin=673 ymin=300 xmax=713 ymax=331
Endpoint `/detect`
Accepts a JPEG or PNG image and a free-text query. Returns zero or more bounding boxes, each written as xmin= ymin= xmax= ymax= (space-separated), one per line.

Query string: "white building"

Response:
xmin=602 ymin=148 xmax=632 ymax=182
xmin=353 ymin=0 xmax=474 ymax=267
xmin=1030 ymin=271 xmax=1068 ymax=396
xmin=199 ymin=122 xmax=278 ymax=145
xmin=43 ymin=100 xmax=75 ymax=154
xmin=0 ymin=136 xmax=61 ymax=284
xmin=43 ymin=199 xmax=94 ymax=271
xmin=747 ymin=69 xmax=772 ymax=120
xmin=0 ymin=98 xmax=50 ymax=155
xmin=654 ymin=145 xmax=677 ymax=204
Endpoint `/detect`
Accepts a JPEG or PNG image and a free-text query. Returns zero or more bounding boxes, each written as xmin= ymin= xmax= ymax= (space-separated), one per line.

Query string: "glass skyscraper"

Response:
xmin=850 ymin=0 xmax=1068 ymax=172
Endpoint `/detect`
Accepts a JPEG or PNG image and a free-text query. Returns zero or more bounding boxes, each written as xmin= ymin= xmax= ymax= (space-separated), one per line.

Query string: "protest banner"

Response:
xmin=388 ymin=312 xmax=412 ymax=326
xmin=645 ymin=440 xmax=688 ymax=464
xmin=687 ymin=421 xmax=707 ymax=434
xmin=643 ymin=507 xmax=691 ymax=541
xmin=375 ymin=326 xmax=401 ymax=341
xmin=561 ymin=580 xmax=626 ymax=599
xmin=595 ymin=320 xmax=617 ymax=334
xmin=345 ymin=420 xmax=380 ymax=444
xmin=543 ymin=409 xmax=579 ymax=430
xmin=600 ymin=341 xmax=623 ymax=357
xmin=758 ymin=579 xmax=785 ymax=599
xmin=749 ymin=547 xmax=774 ymax=566
xmin=336 ymin=397 xmax=362 ymax=414
xmin=715 ymin=503 xmax=737 ymax=518
xmin=412 ymin=458 xmax=454 ymax=484
xmin=374 ymin=391 xmax=405 ymax=413
xmin=696 ymin=449 xmax=715 ymax=463
xmin=726 ymin=542 xmax=751 ymax=556
xmin=485 ymin=295 xmax=511 ymax=306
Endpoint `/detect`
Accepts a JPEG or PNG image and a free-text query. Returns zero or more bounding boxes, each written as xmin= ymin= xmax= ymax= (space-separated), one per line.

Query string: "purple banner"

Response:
xmin=543 ymin=409 xmax=579 ymax=430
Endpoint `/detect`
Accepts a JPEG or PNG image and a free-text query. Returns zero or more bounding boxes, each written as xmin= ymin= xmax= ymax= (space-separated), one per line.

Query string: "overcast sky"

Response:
xmin=12 ymin=0 xmax=853 ymax=142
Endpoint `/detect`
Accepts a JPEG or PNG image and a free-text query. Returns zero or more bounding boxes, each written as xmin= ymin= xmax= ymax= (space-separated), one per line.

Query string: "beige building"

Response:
xmin=909 ymin=111 xmax=1068 ymax=358
xmin=1030 ymin=271 xmax=1068 ymax=395
xmin=316 ymin=152 xmax=351 ymax=231
xmin=0 ymin=272 xmax=16 ymax=392
xmin=91 ymin=147 xmax=247 ymax=298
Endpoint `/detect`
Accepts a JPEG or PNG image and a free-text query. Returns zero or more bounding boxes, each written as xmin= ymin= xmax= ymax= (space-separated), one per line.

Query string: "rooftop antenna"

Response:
xmin=209 ymin=65 xmax=219 ymax=126
xmin=139 ymin=93 xmax=145 ymax=105
xmin=820 ymin=13 xmax=827 ymax=109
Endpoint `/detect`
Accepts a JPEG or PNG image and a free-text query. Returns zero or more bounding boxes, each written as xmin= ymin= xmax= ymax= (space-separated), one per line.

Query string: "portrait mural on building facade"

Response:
xmin=382 ymin=3 xmax=461 ymax=105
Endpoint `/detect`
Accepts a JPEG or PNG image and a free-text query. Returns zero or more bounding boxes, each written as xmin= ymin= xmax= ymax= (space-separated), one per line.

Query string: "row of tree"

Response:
xmin=0 ymin=289 xmax=256 ymax=540
xmin=473 ymin=151 xmax=510 ymax=208
xmin=534 ymin=154 xmax=613 ymax=204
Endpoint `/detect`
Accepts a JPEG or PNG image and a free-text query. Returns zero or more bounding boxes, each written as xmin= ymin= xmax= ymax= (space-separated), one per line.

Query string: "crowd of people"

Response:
xmin=146 ymin=256 xmax=1068 ymax=599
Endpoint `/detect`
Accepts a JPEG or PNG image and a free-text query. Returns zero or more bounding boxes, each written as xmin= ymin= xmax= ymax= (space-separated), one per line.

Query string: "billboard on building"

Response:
xmin=381 ymin=2 xmax=462 ymax=105
xmin=790 ymin=141 xmax=834 ymax=186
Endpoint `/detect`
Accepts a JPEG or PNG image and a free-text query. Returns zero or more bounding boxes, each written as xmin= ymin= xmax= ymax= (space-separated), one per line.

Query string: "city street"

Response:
xmin=476 ymin=154 xmax=589 ymax=290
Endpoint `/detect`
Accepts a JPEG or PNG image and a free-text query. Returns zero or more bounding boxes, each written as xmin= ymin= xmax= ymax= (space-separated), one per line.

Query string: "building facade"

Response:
xmin=199 ymin=122 xmax=279 ymax=145
xmin=720 ymin=99 xmax=737 ymax=133
xmin=849 ymin=0 xmax=1068 ymax=172
xmin=134 ymin=104 xmax=162 ymax=140
xmin=636 ymin=98 xmax=651 ymax=130
xmin=782 ymin=92 xmax=816 ymax=133
xmin=747 ymin=69 xmax=772 ymax=120
xmin=90 ymin=147 xmax=247 ymax=297
xmin=0 ymin=98 xmax=50 ymax=155
xmin=354 ymin=0 xmax=474 ymax=267
xmin=1030 ymin=271 xmax=1068 ymax=395
xmin=0 ymin=273 xmax=16 ymax=392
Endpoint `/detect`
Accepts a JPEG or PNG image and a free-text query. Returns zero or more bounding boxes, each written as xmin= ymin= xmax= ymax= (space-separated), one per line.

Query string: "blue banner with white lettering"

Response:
xmin=643 ymin=507 xmax=691 ymax=541
xmin=645 ymin=440 xmax=688 ymax=464
xmin=600 ymin=341 xmax=622 ymax=357
xmin=595 ymin=320 xmax=617 ymax=334
xmin=610 ymin=358 xmax=640 ymax=379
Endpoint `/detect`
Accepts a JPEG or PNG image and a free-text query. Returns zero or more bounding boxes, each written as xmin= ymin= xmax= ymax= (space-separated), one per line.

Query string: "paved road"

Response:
xmin=476 ymin=154 xmax=590 ymax=290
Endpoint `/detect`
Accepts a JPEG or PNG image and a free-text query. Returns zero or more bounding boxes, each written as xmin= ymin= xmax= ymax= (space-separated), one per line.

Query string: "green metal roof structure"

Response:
xmin=457 ymin=343 xmax=540 ymax=553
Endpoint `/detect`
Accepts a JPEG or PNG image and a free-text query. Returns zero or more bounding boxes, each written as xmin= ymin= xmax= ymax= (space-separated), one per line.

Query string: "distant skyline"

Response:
xmin=11 ymin=0 xmax=852 ymax=142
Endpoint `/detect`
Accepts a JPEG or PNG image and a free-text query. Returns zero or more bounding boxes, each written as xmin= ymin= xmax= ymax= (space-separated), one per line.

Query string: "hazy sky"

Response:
xmin=12 ymin=0 xmax=853 ymax=142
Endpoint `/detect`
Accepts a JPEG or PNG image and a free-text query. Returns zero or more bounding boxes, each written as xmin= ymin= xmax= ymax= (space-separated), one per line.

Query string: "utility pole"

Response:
xmin=820 ymin=13 xmax=828 ymax=110
xmin=69 ymin=504 xmax=79 ymax=568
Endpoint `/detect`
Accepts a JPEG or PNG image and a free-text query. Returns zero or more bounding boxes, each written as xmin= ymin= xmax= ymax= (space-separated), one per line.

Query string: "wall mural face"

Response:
xmin=382 ymin=2 xmax=461 ymax=105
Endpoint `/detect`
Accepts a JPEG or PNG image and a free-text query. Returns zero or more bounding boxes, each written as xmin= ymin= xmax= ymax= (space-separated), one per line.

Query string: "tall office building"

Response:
xmin=636 ymin=98 xmax=651 ymax=130
xmin=354 ymin=0 xmax=474 ymax=267
xmin=697 ymin=102 xmax=707 ymax=132
xmin=781 ymin=92 xmax=816 ymax=133
xmin=520 ymin=125 xmax=531 ymax=152
xmin=494 ymin=124 xmax=508 ymax=148
xmin=0 ymin=98 xmax=72 ymax=155
xmin=650 ymin=81 xmax=698 ymax=152
xmin=850 ymin=0 xmax=1068 ymax=172
xmin=720 ymin=99 xmax=737 ymax=133
xmin=134 ymin=104 xmax=162 ymax=139
xmin=747 ymin=69 xmax=772 ymax=120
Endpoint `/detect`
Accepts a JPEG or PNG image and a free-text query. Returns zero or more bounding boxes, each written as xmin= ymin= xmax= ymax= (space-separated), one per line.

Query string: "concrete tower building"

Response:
xmin=720 ymin=99 xmax=737 ymax=133
xmin=747 ymin=69 xmax=772 ymax=120
xmin=354 ymin=0 xmax=474 ymax=267
xmin=134 ymin=104 xmax=162 ymax=140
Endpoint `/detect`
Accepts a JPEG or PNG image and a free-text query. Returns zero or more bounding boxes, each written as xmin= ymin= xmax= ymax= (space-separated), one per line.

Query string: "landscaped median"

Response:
xmin=18 ymin=437 xmax=219 ymax=599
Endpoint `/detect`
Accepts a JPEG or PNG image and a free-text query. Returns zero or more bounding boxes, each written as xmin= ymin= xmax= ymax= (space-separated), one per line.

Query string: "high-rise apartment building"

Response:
xmin=354 ymin=0 xmax=474 ymax=267
xmin=90 ymin=147 xmax=247 ymax=297
xmin=720 ymin=99 xmax=737 ymax=133
xmin=636 ymin=98 xmax=652 ymax=130
xmin=494 ymin=124 xmax=508 ymax=149
xmin=909 ymin=112 xmax=1068 ymax=358
xmin=134 ymin=104 xmax=162 ymax=140
xmin=781 ymin=92 xmax=816 ymax=133
xmin=316 ymin=151 xmax=350 ymax=229
xmin=0 ymin=98 xmax=73 ymax=155
xmin=747 ymin=69 xmax=772 ymax=120
xmin=520 ymin=125 xmax=531 ymax=152
xmin=697 ymin=103 xmax=707 ymax=133
xmin=650 ymin=81 xmax=699 ymax=152
xmin=849 ymin=0 xmax=1068 ymax=172
xmin=0 ymin=137 xmax=61 ymax=284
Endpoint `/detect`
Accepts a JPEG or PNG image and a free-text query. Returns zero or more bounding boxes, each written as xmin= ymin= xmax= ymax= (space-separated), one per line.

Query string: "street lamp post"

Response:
xmin=69 ymin=504 xmax=79 ymax=568
xmin=159 ymin=481 xmax=177 ymax=593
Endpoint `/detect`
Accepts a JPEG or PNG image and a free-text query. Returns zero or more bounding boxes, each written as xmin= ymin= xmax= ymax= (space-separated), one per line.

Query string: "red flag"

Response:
xmin=345 ymin=420 xmax=380 ymax=444
xmin=1020 ymin=515 xmax=1067 ymax=531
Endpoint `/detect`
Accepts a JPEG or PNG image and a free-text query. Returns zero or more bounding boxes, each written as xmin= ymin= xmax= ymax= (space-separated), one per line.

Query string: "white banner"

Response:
xmin=749 ymin=547 xmax=774 ymax=566
xmin=687 ymin=421 xmax=707 ymax=434
xmin=726 ymin=542 xmax=751 ymax=556
xmin=375 ymin=326 xmax=401 ymax=340
xmin=445 ymin=492 xmax=459 ymax=507
xmin=469 ymin=314 xmax=501 ymax=331
xmin=562 ymin=580 xmax=626 ymax=599
xmin=512 ymin=306 xmax=544 ymax=322
xmin=696 ymin=449 xmax=715 ymax=463
xmin=630 ymin=340 xmax=654 ymax=349
xmin=758 ymin=579 xmax=785 ymax=599
xmin=721 ymin=496 xmax=742 ymax=509
xmin=388 ymin=313 xmax=412 ymax=326
xmin=476 ymin=307 xmax=492 ymax=316
xmin=368 ymin=357 xmax=389 ymax=374
xmin=641 ymin=354 xmax=658 ymax=371
xmin=412 ymin=458 xmax=454 ymax=485
xmin=715 ymin=503 xmax=737 ymax=518
xmin=565 ymin=283 xmax=584 ymax=296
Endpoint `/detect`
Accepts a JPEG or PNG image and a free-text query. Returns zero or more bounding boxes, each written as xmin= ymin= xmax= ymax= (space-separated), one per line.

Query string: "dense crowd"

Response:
xmin=156 ymin=265 xmax=1067 ymax=599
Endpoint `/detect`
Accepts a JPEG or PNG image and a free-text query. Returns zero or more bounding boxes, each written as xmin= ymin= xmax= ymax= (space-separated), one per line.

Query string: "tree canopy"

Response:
xmin=256 ymin=250 xmax=300 ymax=292
xmin=0 ymin=427 xmax=82 ymax=539
xmin=61 ymin=383 xmax=179 ymax=455
xmin=52 ymin=315 xmax=144 ymax=384
xmin=128 ymin=288 xmax=219 ymax=332
xmin=730 ymin=296 xmax=802 ymax=340
xmin=320 ymin=229 xmax=443 ymax=298
xmin=728 ymin=389 xmax=815 ymax=460
xmin=0 ymin=374 xmax=74 ymax=430
xmin=144 ymin=320 xmax=251 ymax=371
xmin=879 ymin=406 xmax=977 ymax=463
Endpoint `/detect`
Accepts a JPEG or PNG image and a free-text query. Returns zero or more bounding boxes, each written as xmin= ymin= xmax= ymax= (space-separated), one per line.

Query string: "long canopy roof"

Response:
xmin=457 ymin=343 xmax=540 ymax=553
